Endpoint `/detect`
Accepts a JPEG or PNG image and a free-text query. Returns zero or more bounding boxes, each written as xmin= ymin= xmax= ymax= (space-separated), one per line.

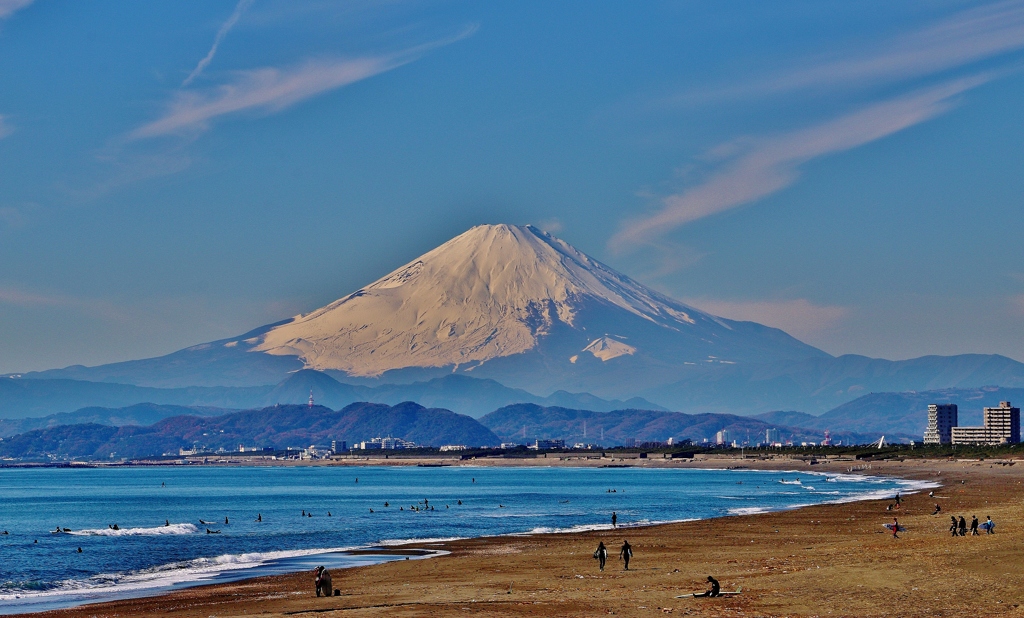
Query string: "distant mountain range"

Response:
xmin=755 ymin=387 xmax=1024 ymax=437
xmin=479 ymin=404 xmax=887 ymax=446
xmin=7 ymin=224 xmax=1024 ymax=420
xmin=0 ymin=370 xmax=663 ymax=421
xmin=0 ymin=393 xmax=925 ymax=460
xmin=0 ymin=403 xmax=500 ymax=460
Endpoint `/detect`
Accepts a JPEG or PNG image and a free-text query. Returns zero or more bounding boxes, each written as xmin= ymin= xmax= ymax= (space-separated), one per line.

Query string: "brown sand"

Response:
xmin=23 ymin=457 xmax=1024 ymax=618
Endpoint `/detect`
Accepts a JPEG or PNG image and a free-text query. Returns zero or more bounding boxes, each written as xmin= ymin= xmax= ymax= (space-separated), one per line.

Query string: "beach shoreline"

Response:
xmin=13 ymin=456 xmax=1024 ymax=617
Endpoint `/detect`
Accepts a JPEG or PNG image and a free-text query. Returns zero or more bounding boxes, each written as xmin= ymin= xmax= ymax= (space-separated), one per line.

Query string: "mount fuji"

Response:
xmin=19 ymin=224 xmax=1024 ymax=414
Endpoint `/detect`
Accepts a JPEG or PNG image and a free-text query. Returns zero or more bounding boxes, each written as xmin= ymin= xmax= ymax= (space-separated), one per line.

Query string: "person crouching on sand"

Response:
xmin=695 ymin=576 xmax=720 ymax=597
xmin=314 ymin=566 xmax=333 ymax=597
xmin=594 ymin=542 xmax=608 ymax=571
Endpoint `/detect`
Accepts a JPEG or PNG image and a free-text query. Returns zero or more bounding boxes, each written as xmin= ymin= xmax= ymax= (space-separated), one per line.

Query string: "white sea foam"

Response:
xmin=727 ymin=507 xmax=771 ymax=516
xmin=377 ymin=536 xmax=465 ymax=546
xmin=66 ymin=523 xmax=198 ymax=537
xmin=0 ymin=546 xmax=354 ymax=603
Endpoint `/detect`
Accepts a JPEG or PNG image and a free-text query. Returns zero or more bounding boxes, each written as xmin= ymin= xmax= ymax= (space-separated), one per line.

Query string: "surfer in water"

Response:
xmin=257 ymin=513 xmax=262 ymax=522
xmin=695 ymin=576 xmax=721 ymax=597
xmin=594 ymin=541 xmax=608 ymax=571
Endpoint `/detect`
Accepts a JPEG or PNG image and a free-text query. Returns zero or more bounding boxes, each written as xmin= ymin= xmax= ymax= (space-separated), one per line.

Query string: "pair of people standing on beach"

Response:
xmin=594 ymin=540 xmax=631 ymax=571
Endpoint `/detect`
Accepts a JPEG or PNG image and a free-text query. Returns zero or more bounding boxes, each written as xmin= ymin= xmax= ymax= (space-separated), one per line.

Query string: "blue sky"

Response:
xmin=1 ymin=0 xmax=1023 ymax=373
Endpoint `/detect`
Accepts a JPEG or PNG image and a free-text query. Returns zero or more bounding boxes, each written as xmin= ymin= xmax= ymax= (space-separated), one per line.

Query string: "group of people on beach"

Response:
xmin=949 ymin=515 xmax=994 ymax=536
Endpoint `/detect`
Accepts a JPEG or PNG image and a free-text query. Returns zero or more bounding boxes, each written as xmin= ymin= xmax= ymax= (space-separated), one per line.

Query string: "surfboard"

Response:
xmin=883 ymin=523 xmax=907 ymax=532
xmin=675 ymin=587 xmax=742 ymax=599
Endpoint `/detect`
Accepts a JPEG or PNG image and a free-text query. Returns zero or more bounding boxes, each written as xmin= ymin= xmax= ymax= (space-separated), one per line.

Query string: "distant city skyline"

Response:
xmin=1 ymin=1 xmax=1023 ymax=373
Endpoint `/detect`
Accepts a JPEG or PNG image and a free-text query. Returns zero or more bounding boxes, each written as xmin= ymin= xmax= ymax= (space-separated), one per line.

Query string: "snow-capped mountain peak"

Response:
xmin=255 ymin=224 xmax=714 ymax=376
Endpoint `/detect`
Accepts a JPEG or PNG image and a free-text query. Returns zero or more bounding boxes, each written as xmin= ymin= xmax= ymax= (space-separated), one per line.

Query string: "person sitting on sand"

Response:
xmin=314 ymin=566 xmax=333 ymax=597
xmin=695 ymin=576 xmax=721 ymax=597
xmin=620 ymin=540 xmax=632 ymax=570
xmin=932 ymin=504 xmax=941 ymax=515
xmin=594 ymin=541 xmax=608 ymax=571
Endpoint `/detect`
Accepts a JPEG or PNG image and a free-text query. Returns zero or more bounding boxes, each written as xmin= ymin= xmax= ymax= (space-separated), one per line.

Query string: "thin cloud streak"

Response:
xmin=675 ymin=0 xmax=1024 ymax=104
xmin=182 ymin=0 xmax=255 ymax=86
xmin=612 ymin=74 xmax=994 ymax=250
xmin=685 ymin=297 xmax=849 ymax=339
xmin=0 ymin=115 xmax=12 ymax=139
xmin=132 ymin=26 xmax=476 ymax=140
xmin=0 ymin=0 xmax=32 ymax=20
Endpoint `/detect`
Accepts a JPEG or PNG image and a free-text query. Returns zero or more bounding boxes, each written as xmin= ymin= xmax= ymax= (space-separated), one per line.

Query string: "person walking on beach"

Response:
xmin=611 ymin=512 xmax=617 ymax=528
xmin=594 ymin=541 xmax=608 ymax=571
xmin=958 ymin=516 xmax=967 ymax=537
xmin=970 ymin=516 xmax=979 ymax=536
xmin=620 ymin=540 xmax=633 ymax=570
xmin=891 ymin=517 xmax=899 ymax=539
xmin=949 ymin=516 xmax=958 ymax=536
xmin=986 ymin=516 xmax=995 ymax=534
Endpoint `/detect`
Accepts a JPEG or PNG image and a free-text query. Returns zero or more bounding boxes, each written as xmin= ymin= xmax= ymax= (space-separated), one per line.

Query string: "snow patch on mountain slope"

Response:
xmin=255 ymin=224 xmax=714 ymax=376
xmin=583 ymin=337 xmax=637 ymax=361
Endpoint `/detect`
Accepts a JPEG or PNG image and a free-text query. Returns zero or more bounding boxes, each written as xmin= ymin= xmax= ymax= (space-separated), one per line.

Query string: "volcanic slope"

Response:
xmin=252 ymin=224 xmax=828 ymax=395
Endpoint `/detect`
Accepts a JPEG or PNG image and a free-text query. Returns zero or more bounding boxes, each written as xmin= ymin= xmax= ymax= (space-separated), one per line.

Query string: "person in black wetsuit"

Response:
xmin=950 ymin=516 xmax=958 ymax=536
xmin=594 ymin=541 xmax=608 ymax=571
xmin=619 ymin=540 xmax=632 ymax=570
xmin=970 ymin=516 xmax=979 ymax=536
xmin=611 ymin=512 xmax=617 ymax=528
xmin=695 ymin=576 xmax=721 ymax=597
xmin=958 ymin=516 xmax=967 ymax=537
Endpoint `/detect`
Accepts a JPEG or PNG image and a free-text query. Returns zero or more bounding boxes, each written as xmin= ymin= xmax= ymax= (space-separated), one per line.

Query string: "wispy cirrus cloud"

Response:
xmin=611 ymin=73 xmax=994 ymax=250
xmin=674 ymin=0 xmax=1024 ymax=104
xmin=0 ymin=286 xmax=131 ymax=321
xmin=132 ymin=26 xmax=476 ymax=140
xmin=182 ymin=0 xmax=255 ymax=86
xmin=0 ymin=0 xmax=33 ymax=20
xmin=685 ymin=297 xmax=849 ymax=340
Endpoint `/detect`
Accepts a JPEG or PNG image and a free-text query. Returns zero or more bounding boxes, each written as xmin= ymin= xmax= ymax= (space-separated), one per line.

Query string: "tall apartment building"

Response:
xmin=951 ymin=401 xmax=1020 ymax=445
xmin=765 ymin=428 xmax=781 ymax=444
xmin=923 ymin=404 xmax=958 ymax=444
xmin=716 ymin=429 xmax=730 ymax=446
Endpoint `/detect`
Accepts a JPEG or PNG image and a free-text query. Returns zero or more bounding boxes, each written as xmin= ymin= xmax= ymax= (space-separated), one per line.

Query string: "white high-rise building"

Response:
xmin=765 ymin=428 xmax=780 ymax=445
xmin=923 ymin=404 xmax=958 ymax=444
xmin=716 ymin=429 xmax=730 ymax=445
xmin=951 ymin=401 xmax=1020 ymax=445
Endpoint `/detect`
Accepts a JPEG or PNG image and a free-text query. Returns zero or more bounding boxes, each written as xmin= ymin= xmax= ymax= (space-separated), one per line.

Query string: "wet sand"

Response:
xmin=23 ymin=457 xmax=1024 ymax=617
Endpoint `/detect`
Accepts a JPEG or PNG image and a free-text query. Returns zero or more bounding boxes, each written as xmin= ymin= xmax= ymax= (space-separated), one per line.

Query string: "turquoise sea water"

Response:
xmin=0 ymin=465 xmax=931 ymax=613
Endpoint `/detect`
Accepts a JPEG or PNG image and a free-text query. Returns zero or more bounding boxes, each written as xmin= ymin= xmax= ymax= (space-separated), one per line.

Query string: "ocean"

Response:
xmin=0 ymin=464 xmax=930 ymax=613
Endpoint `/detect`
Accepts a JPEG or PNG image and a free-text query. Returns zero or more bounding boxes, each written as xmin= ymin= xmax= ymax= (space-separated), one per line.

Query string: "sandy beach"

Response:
xmin=20 ymin=456 xmax=1024 ymax=618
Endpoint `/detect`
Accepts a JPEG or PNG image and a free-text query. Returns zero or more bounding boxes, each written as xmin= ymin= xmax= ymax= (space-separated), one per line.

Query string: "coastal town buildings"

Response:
xmin=924 ymin=404 xmax=959 ymax=444
xmin=950 ymin=401 xmax=1020 ymax=445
